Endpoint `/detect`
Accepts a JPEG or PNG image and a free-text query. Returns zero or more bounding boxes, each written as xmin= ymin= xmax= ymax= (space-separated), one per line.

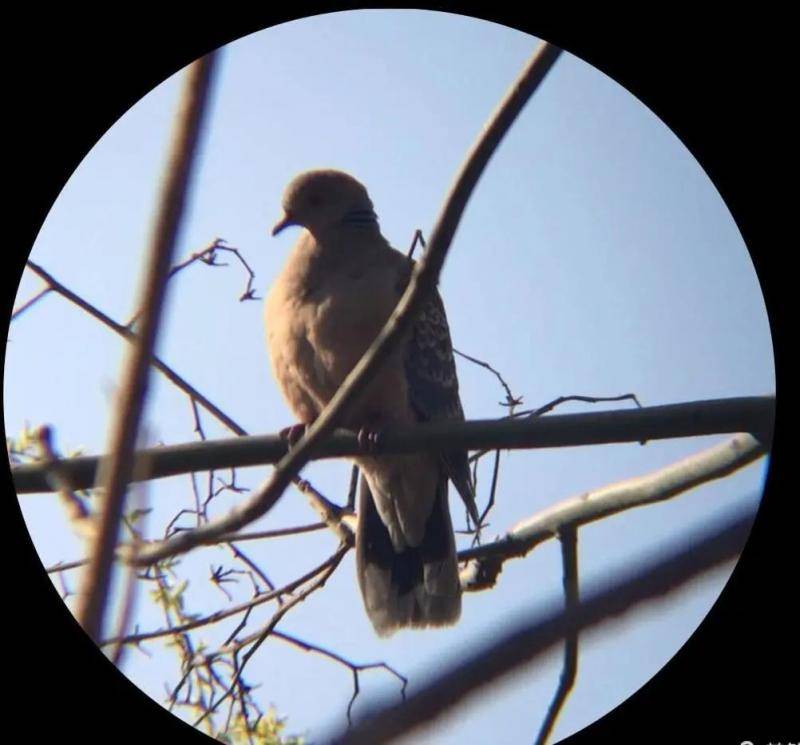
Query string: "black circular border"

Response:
xmin=5 ymin=7 xmax=790 ymax=744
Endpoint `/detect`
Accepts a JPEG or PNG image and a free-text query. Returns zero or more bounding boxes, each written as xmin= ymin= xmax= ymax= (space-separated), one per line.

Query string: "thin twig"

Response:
xmin=525 ymin=393 xmax=642 ymax=419
xmin=347 ymin=465 xmax=360 ymax=511
xmin=167 ymin=239 xmax=259 ymax=301
xmin=292 ymin=477 xmax=354 ymax=543
xmin=45 ymin=558 xmax=86 ymax=574
xmin=412 ymin=232 xmax=521 ymax=411
xmin=44 ymin=520 xmax=330 ymax=576
xmin=100 ymin=548 xmax=345 ymax=648
xmin=109 ymin=483 xmax=149 ymax=668
xmin=125 ymin=238 xmax=258 ymax=328
xmin=406 ymin=228 xmax=426 ymax=260
xmin=20 ymin=261 xmax=340 ymax=534
xmin=482 ymin=449 xmax=502 ymax=528
xmin=191 ymin=543 xmax=350 ymax=728
xmin=534 ymin=526 xmax=579 ymax=745
xmin=24 ymin=259 xmax=247 ymax=436
xmin=269 ymin=629 xmax=408 ymax=726
xmin=221 ymin=522 xmax=329 ymax=542
xmin=190 ymin=398 xmax=206 ymax=440
xmin=468 ymin=392 xmax=645 ymax=464
xmin=32 ymin=425 xmax=94 ymax=540
xmin=10 ymin=285 xmax=52 ymax=321
xmin=453 ymin=348 xmax=522 ymax=409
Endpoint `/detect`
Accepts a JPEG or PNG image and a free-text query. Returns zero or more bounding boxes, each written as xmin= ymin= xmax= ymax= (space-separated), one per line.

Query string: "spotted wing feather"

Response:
xmin=404 ymin=290 xmax=478 ymax=523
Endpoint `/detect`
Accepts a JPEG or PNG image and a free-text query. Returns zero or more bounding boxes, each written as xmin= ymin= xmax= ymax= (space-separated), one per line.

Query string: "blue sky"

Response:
xmin=6 ymin=10 xmax=774 ymax=744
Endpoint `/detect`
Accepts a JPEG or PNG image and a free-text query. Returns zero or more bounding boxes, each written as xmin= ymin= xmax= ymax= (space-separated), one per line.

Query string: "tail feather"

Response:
xmin=355 ymin=474 xmax=461 ymax=637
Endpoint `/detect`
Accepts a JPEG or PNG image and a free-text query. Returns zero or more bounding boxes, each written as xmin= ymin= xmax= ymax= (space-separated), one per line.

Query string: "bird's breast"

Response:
xmin=265 ymin=262 xmax=412 ymax=426
xmin=308 ymin=270 xmax=401 ymax=383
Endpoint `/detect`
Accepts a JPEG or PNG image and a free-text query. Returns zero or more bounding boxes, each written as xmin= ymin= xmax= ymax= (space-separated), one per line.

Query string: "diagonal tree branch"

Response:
xmin=10 ymin=285 xmax=52 ymax=320
xmin=18 ymin=259 xmax=342 ymax=535
xmin=331 ymin=505 xmax=755 ymax=744
xmin=22 ymin=258 xmax=247 ymax=437
xmin=458 ymin=432 xmax=766 ymax=588
xmin=127 ymin=41 xmax=563 ymax=567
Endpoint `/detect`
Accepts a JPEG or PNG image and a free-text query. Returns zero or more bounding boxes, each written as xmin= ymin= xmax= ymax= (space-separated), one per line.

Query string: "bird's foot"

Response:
xmin=279 ymin=422 xmax=309 ymax=448
xmin=357 ymin=425 xmax=383 ymax=453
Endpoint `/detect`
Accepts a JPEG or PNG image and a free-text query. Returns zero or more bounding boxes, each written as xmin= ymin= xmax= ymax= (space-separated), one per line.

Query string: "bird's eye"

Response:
xmin=308 ymin=193 xmax=323 ymax=207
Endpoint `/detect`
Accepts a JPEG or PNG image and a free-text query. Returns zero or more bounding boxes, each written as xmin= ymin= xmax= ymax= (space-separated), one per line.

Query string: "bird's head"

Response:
xmin=271 ymin=169 xmax=377 ymax=238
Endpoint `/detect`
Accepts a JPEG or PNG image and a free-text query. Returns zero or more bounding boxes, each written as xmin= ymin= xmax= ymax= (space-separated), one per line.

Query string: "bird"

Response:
xmin=265 ymin=168 xmax=478 ymax=636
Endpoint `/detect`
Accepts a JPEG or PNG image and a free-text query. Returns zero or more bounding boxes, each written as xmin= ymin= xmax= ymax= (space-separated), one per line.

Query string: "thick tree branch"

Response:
xmin=13 ymin=397 xmax=774 ymax=494
xmin=77 ymin=54 xmax=218 ymax=640
xmin=458 ymin=432 xmax=766 ymax=588
xmin=40 ymin=431 xmax=767 ymax=606
xmin=331 ymin=505 xmax=755 ymax=744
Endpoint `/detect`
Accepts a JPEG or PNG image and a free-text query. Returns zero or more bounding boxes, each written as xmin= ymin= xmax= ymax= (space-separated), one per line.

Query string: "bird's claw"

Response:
xmin=357 ymin=426 xmax=383 ymax=453
xmin=279 ymin=423 xmax=309 ymax=448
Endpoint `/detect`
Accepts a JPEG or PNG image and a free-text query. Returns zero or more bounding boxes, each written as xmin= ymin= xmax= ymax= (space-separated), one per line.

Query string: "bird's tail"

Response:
xmin=355 ymin=474 xmax=461 ymax=637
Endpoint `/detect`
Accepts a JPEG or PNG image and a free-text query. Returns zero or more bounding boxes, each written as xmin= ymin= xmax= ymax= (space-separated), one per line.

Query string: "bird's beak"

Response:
xmin=271 ymin=211 xmax=297 ymax=237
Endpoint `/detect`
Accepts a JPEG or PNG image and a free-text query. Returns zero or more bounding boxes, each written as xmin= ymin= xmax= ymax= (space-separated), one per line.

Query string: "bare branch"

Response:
xmin=405 ymin=228 xmax=426 ymax=260
xmin=453 ymin=348 xmax=523 ymax=409
xmin=77 ymin=53 xmax=219 ymax=640
xmin=130 ymin=392 xmax=768 ymax=567
xmin=332 ymin=505 xmax=755 ymax=744
xmin=191 ymin=542 xmax=350 ymax=728
xmin=292 ymin=477 xmax=355 ymax=544
xmin=347 ymin=465 xmax=360 ymax=511
xmin=43 ymin=520 xmax=332 ymax=577
xmin=479 ymin=448 xmax=502 ymax=530
xmin=467 ymin=392 xmax=645 ymax=465
xmin=45 ymin=559 xmax=85 ymax=574
xmin=459 ymin=432 xmax=765 ymax=588
xmin=109 ymin=485 xmax=149 ymax=668
xmin=13 ymin=397 xmax=775 ymax=495
xmin=20 ymin=261 xmax=342 ymax=535
xmin=23 ymin=259 xmax=248 ymax=437
xmin=125 ymin=238 xmax=258 ymax=328
xmin=270 ymin=629 xmax=408 ymax=726
xmin=100 ymin=547 xmax=347 ymax=648
xmin=226 ymin=542 xmax=278 ymax=596
xmin=534 ymin=526 xmax=579 ymax=745
xmin=31 ymin=424 xmax=94 ymax=540
xmin=221 ymin=522 xmax=328 ymax=542
xmin=10 ymin=285 xmax=52 ymax=321
xmin=523 ymin=392 xmax=642 ymax=419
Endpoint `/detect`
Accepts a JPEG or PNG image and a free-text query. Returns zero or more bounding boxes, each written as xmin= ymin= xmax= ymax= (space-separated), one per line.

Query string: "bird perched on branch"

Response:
xmin=265 ymin=169 xmax=478 ymax=636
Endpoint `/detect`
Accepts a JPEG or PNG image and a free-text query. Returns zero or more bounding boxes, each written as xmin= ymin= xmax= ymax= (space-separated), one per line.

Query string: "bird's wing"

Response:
xmin=404 ymin=288 xmax=479 ymax=524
